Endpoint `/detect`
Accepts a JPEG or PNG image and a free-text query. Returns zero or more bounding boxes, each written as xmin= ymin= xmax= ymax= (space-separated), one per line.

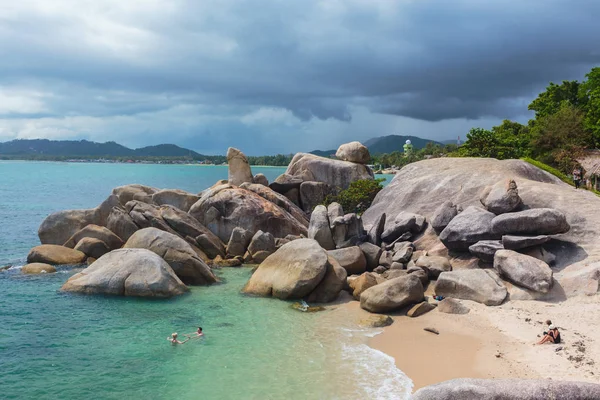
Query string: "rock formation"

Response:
xmin=27 ymin=245 xmax=86 ymax=265
xmin=335 ymin=141 xmax=370 ymax=164
xmin=227 ymin=147 xmax=254 ymax=186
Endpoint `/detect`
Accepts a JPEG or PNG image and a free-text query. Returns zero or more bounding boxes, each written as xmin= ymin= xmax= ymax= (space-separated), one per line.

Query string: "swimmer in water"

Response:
xmin=167 ymin=332 xmax=189 ymax=345
xmin=185 ymin=327 xmax=204 ymax=338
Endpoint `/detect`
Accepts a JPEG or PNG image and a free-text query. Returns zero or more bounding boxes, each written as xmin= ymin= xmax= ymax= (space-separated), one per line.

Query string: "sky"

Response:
xmin=1 ymin=0 xmax=599 ymax=155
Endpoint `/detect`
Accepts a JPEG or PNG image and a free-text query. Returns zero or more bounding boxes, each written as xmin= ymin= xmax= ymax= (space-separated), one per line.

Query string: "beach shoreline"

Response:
xmin=332 ymin=296 xmax=600 ymax=393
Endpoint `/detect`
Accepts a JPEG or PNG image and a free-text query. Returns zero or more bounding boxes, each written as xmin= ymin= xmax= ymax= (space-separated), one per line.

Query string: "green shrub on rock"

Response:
xmin=324 ymin=179 xmax=384 ymax=215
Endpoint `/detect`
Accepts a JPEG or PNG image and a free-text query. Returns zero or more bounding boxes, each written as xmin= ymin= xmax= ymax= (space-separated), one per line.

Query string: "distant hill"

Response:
xmin=310 ymin=135 xmax=444 ymax=157
xmin=0 ymin=139 xmax=204 ymax=158
xmin=364 ymin=135 xmax=443 ymax=154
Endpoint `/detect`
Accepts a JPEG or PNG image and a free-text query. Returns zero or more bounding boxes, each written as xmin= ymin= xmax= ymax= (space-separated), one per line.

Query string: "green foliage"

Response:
xmin=458 ymin=121 xmax=531 ymax=159
xmin=580 ymin=67 xmax=600 ymax=147
xmin=323 ymin=179 xmax=385 ymax=215
xmin=528 ymin=80 xmax=584 ymax=119
xmin=247 ymin=154 xmax=293 ymax=166
xmin=369 ymin=143 xmax=456 ymax=168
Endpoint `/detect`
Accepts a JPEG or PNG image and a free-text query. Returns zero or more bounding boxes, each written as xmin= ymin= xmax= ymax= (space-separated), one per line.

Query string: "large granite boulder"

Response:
xmin=74 ymin=237 xmax=111 ymax=259
xmin=415 ymin=255 xmax=452 ymax=279
xmin=349 ymin=272 xmax=380 ymax=300
xmin=381 ymin=212 xmax=419 ymax=243
xmin=335 ymin=141 xmax=370 ymax=164
xmin=37 ymin=195 xmax=119 ymax=245
xmin=305 ymin=256 xmax=347 ymax=303
xmin=482 ymin=179 xmax=522 ymax=214
xmin=106 ymin=207 xmax=139 ymax=242
xmin=112 ymin=184 xmax=158 ymax=205
xmin=126 ymin=201 xmax=177 ymax=234
xmin=189 ymin=186 xmax=308 ymax=243
xmin=239 ymin=183 xmax=309 ymax=226
xmin=226 ymin=227 xmax=253 ymax=258
xmin=280 ymin=152 xmax=373 ymax=193
xmin=367 ymin=212 xmax=386 ymax=246
xmin=469 ymin=240 xmax=504 ymax=263
xmin=327 ymin=202 xmax=344 ymax=224
xmin=439 ymin=206 xmax=498 ymax=251
xmin=299 ymin=181 xmax=330 ymax=213
xmin=268 ymin=173 xmax=304 ymax=194
xmin=27 ymin=245 xmax=86 ymax=265
xmin=22 ymin=263 xmax=57 ymax=274
xmin=360 ymin=274 xmax=424 ymax=313
xmin=494 ymin=250 xmax=553 ymax=293
xmin=359 ymin=242 xmax=383 ymax=271
xmin=491 ymin=208 xmax=570 ymax=236
xmin=430 ymin=201 xmax=458 ymax=234
xmin=327 ymin=246 xmax=367 ymax=275
xmin=307 ymin=205 xmax=336 ymax=250
xmin=152 ymin=189 xmax=199 ymax=212
xmin=63 ymin=224 xmax=124 ymax=250
xmin=247 ymin=230 xmax=276 ymax=263
xmin=435 ymin=269 xmax=507 ymax=306
xmin=331 ymin=213 xmax=364 ymax=248
xmin=61 ymin=249 xmax=188 ymax=298
xmin=242 ymin=239 xmax=328 ymax=299
xmin=227 ymin=147 xmax=254 ymax=186
xmin=253 ymin=173 xmax=269 ymax=186
xmin=412 ymin=378 xmax=600 ymax=400
xmin=124 ymin=228 xmax=216 ymax=285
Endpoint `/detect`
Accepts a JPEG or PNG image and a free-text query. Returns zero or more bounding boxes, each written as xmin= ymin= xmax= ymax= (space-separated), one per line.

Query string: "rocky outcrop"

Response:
xmin=124 ymin=228 xmax=216 ymax=285
xmin=74 ymin=237 xmax=111 ymax=259
xmin=242 ymin=239 xmax=329 ymax=300
xmin=381 ymin=212 xmax=425 ymax=243
xmin=491 ymin=208 xmax=570 ymax=236
xmin=482 ymin=179 xmax=522 ymax=214
xmin=367 ymin=212 xmax=386 ymax=245
xmin=22 ymin=263 xmax=57 ymax=274
xmin=435 ymin=269 xmax=507 ymax=306
xmin=494 ymin=250 xmax=553 ymax=293
xmin=189 ymin=185 xmax=308 ymax=243
xmin=63 ymin=224 xmax=124 ymax=250
xmin=61 ymin=248 xmax=188 ymax=298
xmin=106 ymin=207 xmax=139 ymax=242
xmin=226 ymin=227 xmax=253 ymax=258
xmin=307 ymin=205 xmax=336 ymax=250
xmin=327 ymin=246 xmax=367 ymax=275
xmin=299 ymin=181 xmax=329 ymax=213
xmin=439 ymin=206 xmax=498 ymax=251
xmin=37 ymin=195 xmax=120 ymax=245
xmin=239 ymin=183 xmax=309 ymax=227
xmin=349 ymin=272 xmax=379 ymax=300
xmin=331 ymin=213 xmax=364 ymax=248
xmin=247 ymin=230 xmax=276 ymax=263
xmin=335 ymin=141 xmax=370 ymax=164
xmin=437 ymin=298 xmax=470 ymax=314
xmin=151 ymin=189 xmax=199 ymax=212
xmin=27 ymin=245 xmax=86 ymax=265
xmin=430 ymin=201 xmax=457 ymax=233
xmin=360 ymin=274 xmax=424 ymax=313
xmin=412 ymin=378 xmax=600 ymax=400
xmin=469 ymin=240 xmax=504 ymax=263
xmin=305 ymin=256 xmax=347 ymax=303
xmin=227 ymin=147 xmax=254 ymax=186
xmin=359 ymin=242 xmax=383 ymax=271
xmin=278 ymin=152 xmax=373 ymax=193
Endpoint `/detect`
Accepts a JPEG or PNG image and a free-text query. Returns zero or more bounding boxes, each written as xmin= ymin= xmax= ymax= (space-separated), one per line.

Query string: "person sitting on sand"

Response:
xmin=167 ymin=332 xmax=189 ymax=345
xmin=536 ymin=324 xmax=561 ymax=345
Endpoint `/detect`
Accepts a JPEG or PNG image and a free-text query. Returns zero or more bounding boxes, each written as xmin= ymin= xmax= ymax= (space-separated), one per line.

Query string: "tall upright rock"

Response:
xmin=227 ymin=147 xmax=254 ymax=186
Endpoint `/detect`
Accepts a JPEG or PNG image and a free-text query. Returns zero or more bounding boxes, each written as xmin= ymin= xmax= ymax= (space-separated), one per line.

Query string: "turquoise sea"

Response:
xmin=0 ymin=161 xmax=408 ymax=399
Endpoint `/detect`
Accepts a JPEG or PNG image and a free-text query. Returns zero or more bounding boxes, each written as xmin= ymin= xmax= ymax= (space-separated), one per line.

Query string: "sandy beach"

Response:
xmin=335 ymin=295 xmax=600 ymax=393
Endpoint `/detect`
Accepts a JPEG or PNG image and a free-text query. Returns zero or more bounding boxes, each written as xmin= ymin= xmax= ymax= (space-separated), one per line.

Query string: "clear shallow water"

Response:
xmin=0 ymin=161 xmax=404 ymax=399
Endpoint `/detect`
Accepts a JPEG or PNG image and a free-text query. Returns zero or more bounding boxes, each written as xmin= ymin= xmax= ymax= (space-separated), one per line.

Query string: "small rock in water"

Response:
xmin=290 ymin=302 xmax=326 ymax=313
xmin=424 ymin=327 xmax=439 ymax=335
xmin=358 ymin=315 xmax=394 ymax=328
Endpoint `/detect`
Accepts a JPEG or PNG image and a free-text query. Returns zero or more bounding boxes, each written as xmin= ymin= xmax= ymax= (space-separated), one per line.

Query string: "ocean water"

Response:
xmin=0 ymin=161 xmax=407 ymax=399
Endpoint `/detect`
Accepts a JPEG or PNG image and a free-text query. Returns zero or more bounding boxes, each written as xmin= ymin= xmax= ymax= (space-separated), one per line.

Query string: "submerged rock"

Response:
xmin=22 ymin=263 xmax=57 ymax=274
xmin=61 ymin=248 xmax=188 ymax=298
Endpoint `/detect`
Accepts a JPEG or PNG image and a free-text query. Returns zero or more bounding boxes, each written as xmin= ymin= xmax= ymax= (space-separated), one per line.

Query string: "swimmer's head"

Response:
xmin=172 ymin=333 xmax=178 ymax=338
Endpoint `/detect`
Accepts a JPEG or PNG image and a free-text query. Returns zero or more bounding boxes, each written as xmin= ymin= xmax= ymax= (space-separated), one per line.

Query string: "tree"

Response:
xmin=528 ymin=80 xmax=584 ymax=120
xmin=580 ymin=67 xmax=600 ymax=147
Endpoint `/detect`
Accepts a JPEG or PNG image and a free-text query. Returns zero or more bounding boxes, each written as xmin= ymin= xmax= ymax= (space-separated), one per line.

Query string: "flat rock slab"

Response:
xmin=502 ymin=235 xmax=550 ymax=250
xmin=407 ymin=301 xmax=436 ymax=317
xmin=469 ymin=240 xmax=504 ymax=263
xmin=494 ymin=249 xmax=553 ymax=293
xmin=491 ymin=208 xmax=570 ymax=236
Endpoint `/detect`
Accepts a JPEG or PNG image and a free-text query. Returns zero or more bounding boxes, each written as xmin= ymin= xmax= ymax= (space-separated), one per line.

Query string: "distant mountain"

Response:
xmin=364 ymin=135 xmax=443 ymax=154
xmin=0 ymin=139 xmax=204 ymax=158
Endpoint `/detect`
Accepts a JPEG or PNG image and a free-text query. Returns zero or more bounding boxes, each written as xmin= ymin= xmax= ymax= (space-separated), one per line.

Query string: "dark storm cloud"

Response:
xmin=1 ymin=0 xmax=599 ymax=152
